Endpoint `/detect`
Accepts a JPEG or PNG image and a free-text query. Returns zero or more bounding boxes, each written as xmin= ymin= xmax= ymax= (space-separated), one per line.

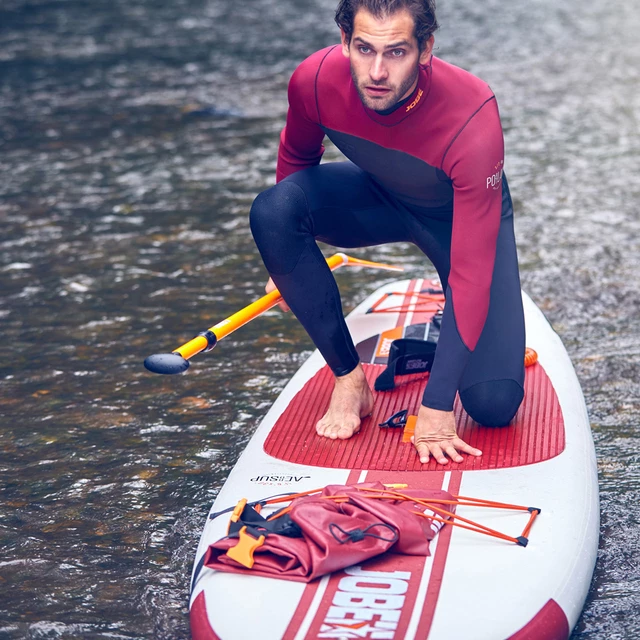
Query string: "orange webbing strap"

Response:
xmin=362 ymin=491 xmax=532 ymax=513
xmin=521 ymin=508 xmax=541 ymax=539
xmin=413 ymin=502 xmax=523 ymax=545
xmin=265 ymin=507 xmax=291 ymax=521
xmin=265 ymin=495 xmax=351 ymax=522
xmin=452 ymin=494 xmax=536 ymax=511
xmin=265 ymin=487 xmax=540 ymax=546
xmin=262 ymin=487 xmax=324 ymax=505
xmin=357 ymin=487 xmax=540 ymax=547
xmin=229 ymin=485 xmax=541 ymax=550
xmin=368 ymin=291 xmax=445 ymax=315
xmin=260 ymin=484 xmax=409 ymax=521
xmin=411 ymin=510 xmax=522 ymax=545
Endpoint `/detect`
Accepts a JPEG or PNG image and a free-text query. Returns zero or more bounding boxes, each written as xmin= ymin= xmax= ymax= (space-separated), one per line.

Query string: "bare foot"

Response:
xmin=316 ymin=364 xmax=374 ymax=440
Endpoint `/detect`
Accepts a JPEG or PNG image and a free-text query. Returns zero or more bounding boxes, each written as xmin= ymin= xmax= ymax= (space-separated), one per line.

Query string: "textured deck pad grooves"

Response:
xmin=263 ymin=362 xmax=565 ymax=470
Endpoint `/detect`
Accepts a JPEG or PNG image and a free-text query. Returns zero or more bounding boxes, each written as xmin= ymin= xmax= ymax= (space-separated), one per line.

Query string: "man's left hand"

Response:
xmin=411 ymin=405 xmax=482 ymax=465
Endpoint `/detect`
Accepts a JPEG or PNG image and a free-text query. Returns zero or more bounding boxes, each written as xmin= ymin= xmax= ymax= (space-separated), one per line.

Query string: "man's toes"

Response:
xmin=316 ymin=420 xmax=328 ymax=436
xmin=337 ymin=423 xmax=358 ymax=439
xmin=320 ymin=423 xmax=339 ymax=439
xmin=316 ymin=420 xmax=339 ymax=438
xmin=316 ymin=416 xmax=361 ymax=440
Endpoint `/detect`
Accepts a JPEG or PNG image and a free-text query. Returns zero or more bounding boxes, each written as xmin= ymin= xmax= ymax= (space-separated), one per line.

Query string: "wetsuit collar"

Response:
xmin=361 ymin=61 xmax=432 ymax=126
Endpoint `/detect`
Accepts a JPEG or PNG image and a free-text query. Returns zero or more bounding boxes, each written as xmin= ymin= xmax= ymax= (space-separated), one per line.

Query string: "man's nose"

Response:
xmin=369 ymin=55 xmax=388 ymax=82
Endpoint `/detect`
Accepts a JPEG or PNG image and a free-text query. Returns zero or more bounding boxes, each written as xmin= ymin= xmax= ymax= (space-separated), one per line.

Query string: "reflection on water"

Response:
xmin=1 ymin=0 xmax=639 ymax=637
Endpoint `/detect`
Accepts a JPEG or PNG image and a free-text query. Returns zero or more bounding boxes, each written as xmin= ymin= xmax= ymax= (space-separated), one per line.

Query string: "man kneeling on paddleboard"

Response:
xmin=250 ymin=0 xmax=526 ymax=466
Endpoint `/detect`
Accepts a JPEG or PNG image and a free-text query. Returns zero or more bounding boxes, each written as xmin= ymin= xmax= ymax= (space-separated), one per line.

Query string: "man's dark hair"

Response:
xmin=335 ymin=0 xmax=438 ymax=50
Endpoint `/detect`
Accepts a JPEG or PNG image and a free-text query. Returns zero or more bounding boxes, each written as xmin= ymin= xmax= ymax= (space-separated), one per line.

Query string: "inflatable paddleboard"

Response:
xmin=189 ymin=278 xmax=599 ymax=640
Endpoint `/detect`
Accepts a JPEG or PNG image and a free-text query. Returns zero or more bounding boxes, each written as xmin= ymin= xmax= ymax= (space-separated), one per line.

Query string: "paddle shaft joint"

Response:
xmin=198 ymin=330 xmax=218 ymax=353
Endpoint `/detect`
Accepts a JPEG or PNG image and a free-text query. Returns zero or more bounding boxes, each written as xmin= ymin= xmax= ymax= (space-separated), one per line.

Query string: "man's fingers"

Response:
xmin=453 ymin=438 xmax=482 ymax=457
xmin=415 ymin=440 xmax=431 ymax=464
xmin=414 ymin=437 xmax=483 ymax=466
xmin=442 ymin=442 xmax=463 ymax=464
xmin=265 ymin=278 xmax=290 ymax=312
xmin=265 ymin=277 xmax=276 ymax=294
xmin=426 ymin=443 xmax=448 ymax=466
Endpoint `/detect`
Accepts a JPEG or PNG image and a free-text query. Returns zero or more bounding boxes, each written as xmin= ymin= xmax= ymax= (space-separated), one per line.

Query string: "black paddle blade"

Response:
xmin=144 ymin=353 xmax=190 ymax=374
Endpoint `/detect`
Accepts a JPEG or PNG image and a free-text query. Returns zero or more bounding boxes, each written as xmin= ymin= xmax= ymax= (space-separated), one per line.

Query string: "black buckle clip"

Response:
xmin=378 ymin=409 xmax=408 ymax=429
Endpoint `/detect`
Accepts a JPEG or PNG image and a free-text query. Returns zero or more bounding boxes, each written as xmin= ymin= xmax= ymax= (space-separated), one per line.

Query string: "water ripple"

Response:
xmin=1 ymin=0 xmax=639 ymax=637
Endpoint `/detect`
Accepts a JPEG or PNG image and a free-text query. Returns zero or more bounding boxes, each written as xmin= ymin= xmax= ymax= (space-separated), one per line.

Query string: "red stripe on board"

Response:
xmin=304 ymin=554 xmax=429 ymax=640
xmin=281 ymin=468 xmax=365 ymax=640
xmin=281 ymin=578 xmax=324 ymax=640
xmin=299 ymin=470 xmax=450 ymax=640
xmin=415 ymin=471 xmax=463 ymax=639
xmin=264 ymin=362 xmax=564 ymax=471
xmin=506 ymin=599 xmax=570 ymax=640
xmin=190 ymin=591 xmax=220 ymax=640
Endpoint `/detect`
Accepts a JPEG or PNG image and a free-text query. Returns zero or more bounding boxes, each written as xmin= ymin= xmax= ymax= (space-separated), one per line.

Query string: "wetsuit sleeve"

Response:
xmin=422 ymin=97 xmax=505 ymax=411
xmin=276 ymin=56 xmax=327 ymax=182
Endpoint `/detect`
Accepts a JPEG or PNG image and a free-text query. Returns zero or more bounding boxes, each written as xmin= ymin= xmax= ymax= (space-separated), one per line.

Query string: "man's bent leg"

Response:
xmin=458 ymin=177 xmax=526 ymax=427
xmin=250 ymin=163 xmax=412 ymax=438
xmin=251 ymin=179 xmax=360 ymax=375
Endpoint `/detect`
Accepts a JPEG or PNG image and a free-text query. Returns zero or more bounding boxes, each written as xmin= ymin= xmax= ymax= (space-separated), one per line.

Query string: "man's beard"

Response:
xmin=351 ymin=64 xmax=420 ymax=113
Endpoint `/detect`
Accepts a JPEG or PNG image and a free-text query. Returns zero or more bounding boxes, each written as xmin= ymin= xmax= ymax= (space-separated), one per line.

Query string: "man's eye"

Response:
xmin=390 ymin=49 xmax=405 ymax=57
xmin=359 ymin=46 xmax=371 ymax=54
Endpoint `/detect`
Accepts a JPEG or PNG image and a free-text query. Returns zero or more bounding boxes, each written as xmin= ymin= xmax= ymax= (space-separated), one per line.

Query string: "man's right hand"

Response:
xmin=411 ymin=405 xmax=482 ymax=465
xmin=265 ymin=277 xmax=290 ymax=312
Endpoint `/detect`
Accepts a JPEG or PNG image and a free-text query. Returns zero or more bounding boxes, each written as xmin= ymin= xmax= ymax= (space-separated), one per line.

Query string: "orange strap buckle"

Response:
xmin=402 ymin=415 xmax=418 ymax=443
xmin=226 ymin=497 xmax=248 ymax=535
xmin=226 ymin=526 xmax=265 ymax=569
xmin=230 ymin=498 xmax=248 ymax=523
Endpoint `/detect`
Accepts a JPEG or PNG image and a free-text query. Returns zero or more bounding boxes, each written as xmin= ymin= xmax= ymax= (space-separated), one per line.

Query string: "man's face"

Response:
xmin=342 ymin=8 xmax=434 ymax=113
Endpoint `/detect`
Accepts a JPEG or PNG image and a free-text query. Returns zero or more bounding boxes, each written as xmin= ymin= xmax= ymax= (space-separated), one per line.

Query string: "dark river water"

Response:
xmin=1 ymin=0 xmax=639 ymax=637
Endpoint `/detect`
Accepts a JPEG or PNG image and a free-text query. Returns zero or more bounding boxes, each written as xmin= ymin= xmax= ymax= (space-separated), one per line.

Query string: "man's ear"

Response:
xmin=340 ymin=29 xmax=350 ymax=58
xmin=419 ymin=35 xmax=435 ymax=65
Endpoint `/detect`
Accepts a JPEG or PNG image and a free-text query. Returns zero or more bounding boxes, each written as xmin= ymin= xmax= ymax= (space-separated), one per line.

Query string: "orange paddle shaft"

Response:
xmin=173 ymin=253 xmax=403 ymax=361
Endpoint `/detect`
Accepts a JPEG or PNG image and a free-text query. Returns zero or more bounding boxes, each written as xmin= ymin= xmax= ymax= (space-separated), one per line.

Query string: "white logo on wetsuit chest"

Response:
xmin=486 ymin=159 xmax=504 ymax=190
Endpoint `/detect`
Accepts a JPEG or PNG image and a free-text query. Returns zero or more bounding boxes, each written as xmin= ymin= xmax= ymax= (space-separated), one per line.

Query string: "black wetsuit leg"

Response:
xmin=250 ymin=163 xmax=525 ymax=426
xmin=382 ymin=175 xmax=525 ymax=427
xmin=250 ymin=162 xmax=413 ymax=376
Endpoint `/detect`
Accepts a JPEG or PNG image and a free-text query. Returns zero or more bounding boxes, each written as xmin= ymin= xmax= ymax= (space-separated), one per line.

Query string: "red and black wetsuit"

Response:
xmin=250 ymin=46 xmax=525 ymax=425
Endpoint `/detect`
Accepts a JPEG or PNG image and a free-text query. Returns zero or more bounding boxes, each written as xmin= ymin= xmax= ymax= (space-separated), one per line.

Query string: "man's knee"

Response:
xmin=249 ymin=181 xmax=310 ymax=274
xmin=459 ymin=379 xmax=524 ymax=427
xmin=250 ymin=181 xmax=309 ymax=241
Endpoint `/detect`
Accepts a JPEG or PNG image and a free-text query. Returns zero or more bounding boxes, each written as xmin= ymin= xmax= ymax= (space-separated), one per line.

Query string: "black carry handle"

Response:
xmin=374 ymin=338 xmax=437 ymax=391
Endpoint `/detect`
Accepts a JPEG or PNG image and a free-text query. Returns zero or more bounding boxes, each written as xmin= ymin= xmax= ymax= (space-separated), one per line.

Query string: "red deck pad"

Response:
xmin=263 ymin=362 xmax=564 ymax=471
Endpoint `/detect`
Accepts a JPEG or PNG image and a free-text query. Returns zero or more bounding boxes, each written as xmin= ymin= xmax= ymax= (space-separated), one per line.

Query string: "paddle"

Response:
xmin=144 ymin=252 xmax=404 ymax=374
